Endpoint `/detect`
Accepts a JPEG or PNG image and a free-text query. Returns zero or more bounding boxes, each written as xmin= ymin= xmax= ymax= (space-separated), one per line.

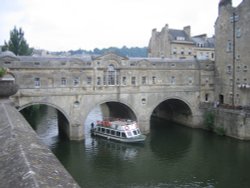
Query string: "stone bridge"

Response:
xmin=0 ymin=51 xmax=215 ymax=140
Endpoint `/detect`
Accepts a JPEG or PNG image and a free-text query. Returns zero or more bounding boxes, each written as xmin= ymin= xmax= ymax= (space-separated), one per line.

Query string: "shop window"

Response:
xmin=142 ymin=76 xmax=146 ymax=85
xmin=171 ymin=76 xmax=176 ymax=85
xmin=205 ymin=93 xmax=209 ymax=102
xmin=61 ymin=77 xmax=67 ymax=86
xmin=122 ymin=76 xmax=127 ymax=85
xmin=97 ymin=77 xmax=101 ymax=85
xmin=87 ymin=76 xmax=92 ymax=85
xmin=152 ymin=76 xmax=156 ymax=84
xmin=141 ymin=98 xmax=146 ymax=105
xmin=131 ymin=77 xmax=136 ymax=85
xmin=227 ymin=40 xmax=232 ymax=52
xmin=73 ymin=77 xmax=80 ymax=86
xmin=34 ymin=77 xmax=40 ymax=88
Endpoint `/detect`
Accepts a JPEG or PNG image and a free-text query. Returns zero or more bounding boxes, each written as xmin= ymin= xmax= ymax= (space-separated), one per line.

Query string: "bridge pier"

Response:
xmin=138 ymin=119 xmax=150 ymax=134
xmin=69 ymin=123 xmax=84 ymax=140
xmin=58 ymin=110 xmax=84 ymax=140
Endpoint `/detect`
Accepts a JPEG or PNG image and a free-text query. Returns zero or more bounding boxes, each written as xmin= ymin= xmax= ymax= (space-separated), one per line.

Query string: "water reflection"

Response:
xmin=91 ymin=137 xmax=141 ymax=161
xmin=21 ymin=105 xmax=250 ymax=188
xmin=150 ymin=117 xmax=192 ymax=162
xmin=20 ymin=105 xmax=58 ymax=147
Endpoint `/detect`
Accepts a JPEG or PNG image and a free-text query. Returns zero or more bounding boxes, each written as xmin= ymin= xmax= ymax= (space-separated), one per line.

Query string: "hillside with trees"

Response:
xmin=54 ymin=46 xmax=148 ymax=57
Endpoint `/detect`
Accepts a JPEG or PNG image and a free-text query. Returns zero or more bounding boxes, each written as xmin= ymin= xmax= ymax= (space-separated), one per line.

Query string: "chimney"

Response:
xmin=219 ymin=0 xmax=232 ymax=7
xmin=219 ymin=0 xmax=232 ymax=14
xmin=183 ymin=26 xmax=191 ymax=37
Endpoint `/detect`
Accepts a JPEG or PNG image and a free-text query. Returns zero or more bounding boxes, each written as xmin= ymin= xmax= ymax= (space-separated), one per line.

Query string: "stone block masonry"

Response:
xmin=0 ymin=99 xmax=80 ymax=188
xmin=213 ymin=107 xmax=250 ymax=140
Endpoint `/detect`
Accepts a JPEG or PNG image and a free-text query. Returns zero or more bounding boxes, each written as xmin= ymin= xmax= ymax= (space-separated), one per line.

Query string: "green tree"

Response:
xmin=2 ymin=26 xmax=33 ymax=56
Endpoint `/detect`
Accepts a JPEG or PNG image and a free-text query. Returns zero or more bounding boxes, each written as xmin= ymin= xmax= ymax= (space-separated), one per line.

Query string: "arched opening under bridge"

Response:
xmin=19 ymin=104 xmax=70 ymax=145
xmin=84 ymin=101 xmax=137 ymax=138
xmin=150 ymin=98 xmax=193 ymax=129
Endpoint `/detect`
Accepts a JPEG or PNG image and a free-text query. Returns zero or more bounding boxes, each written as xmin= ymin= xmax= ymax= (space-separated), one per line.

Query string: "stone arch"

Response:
xmin=151 ymin=97 xmax=193 ymax=115
xmin=83 ymin=99 xmax=139 ymax=123
xmin=150 ymin=97 xmax=194 ymax=127
xmin=82 ymin=99 xmax=140 ymax=136
xmin=18 ymin=101 xmax=70 ymax=122
xmin=18 ymin=101 xmax=71 ymax=139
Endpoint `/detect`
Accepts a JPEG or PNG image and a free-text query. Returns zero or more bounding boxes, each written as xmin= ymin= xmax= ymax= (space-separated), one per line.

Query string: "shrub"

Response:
xmin=0 ymin=67 xmax=7 ymax=77
xmin=204 ymin=111 xmax=215 ymax=130
xmin=215 ymin=127 xmax=225 ymax=136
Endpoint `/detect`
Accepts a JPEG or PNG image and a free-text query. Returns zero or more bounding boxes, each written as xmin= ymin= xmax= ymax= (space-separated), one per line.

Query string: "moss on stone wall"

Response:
xmin=204 ymin=111 xmax=215 ymax=130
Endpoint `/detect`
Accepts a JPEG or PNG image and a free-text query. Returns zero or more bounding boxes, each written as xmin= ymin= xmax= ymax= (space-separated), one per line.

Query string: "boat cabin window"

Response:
xmin=98 ymin=127 xmax=101 ymax=132
xmin=122 ymin=133 xmax=126 ymax=138
xmin=106 ymin=129 xmax=110 ymax=134
xmin=133 ymin=130 xmax=138 ymax=136
xmin=127 ymin=131 xmax=132 ymax=137
xmin=111 ymin=130 xmax=115 ymax=135
xmin=101 ymin=128 xmax=105 ymax=133
xmin=116 ymin=132 xmax=121 ymax=137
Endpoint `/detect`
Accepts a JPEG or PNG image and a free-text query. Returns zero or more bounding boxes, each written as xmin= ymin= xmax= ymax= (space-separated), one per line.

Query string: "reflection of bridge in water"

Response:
xmin=0 ymin=51 xmax=215 ymax=140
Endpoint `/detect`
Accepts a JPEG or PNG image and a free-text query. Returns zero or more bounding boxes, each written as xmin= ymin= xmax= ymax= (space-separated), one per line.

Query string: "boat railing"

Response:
xmin=98 ymin=117 xmax=135 ymax=123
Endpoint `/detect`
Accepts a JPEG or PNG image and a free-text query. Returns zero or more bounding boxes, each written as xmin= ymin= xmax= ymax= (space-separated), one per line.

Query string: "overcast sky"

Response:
xmin=0 ymin=0 xmax=242 ymax=51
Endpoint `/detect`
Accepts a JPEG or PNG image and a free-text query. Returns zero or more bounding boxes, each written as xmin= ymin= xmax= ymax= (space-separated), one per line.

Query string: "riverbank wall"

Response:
xmin=212 ymin=108 xmax=250 ymax=140
xmin=0 ymin=98 xmax=80 ymax=188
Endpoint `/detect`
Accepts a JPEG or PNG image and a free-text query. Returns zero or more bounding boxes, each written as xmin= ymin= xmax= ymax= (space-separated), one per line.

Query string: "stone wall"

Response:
xmin=0 ymin=99 xmax=79 ymax=187
xmin=215 ymin=0 xmax=250 ymax=106
xmin=214 ymin=108 xmax=250 ymax=140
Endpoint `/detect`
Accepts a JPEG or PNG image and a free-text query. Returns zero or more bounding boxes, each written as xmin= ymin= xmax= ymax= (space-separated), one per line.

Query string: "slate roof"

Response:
xmin=168 ymin=29 xmax=193 ymax=42
xmin=192 ymin=36 xmax=215 ymax=48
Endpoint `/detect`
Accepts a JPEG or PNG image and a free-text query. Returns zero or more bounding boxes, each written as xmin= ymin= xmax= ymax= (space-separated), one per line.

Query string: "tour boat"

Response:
xmin=90 ymin=118 xmax=146 ymax=143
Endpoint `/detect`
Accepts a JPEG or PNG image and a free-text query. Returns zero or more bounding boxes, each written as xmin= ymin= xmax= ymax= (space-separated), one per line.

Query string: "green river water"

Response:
xmin=21 ymin=105 xmax=250 ymax=188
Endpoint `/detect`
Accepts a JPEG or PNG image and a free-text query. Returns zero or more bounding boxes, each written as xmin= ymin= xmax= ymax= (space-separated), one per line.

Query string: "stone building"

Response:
xmin=0 ymin=51 xmax=215 ymax=139
xmin=215 ymin=0 xmax=250 ymax=107
xmin=148 ymin=24 xmax=215 ymax=60
xmin=192 ymin=34 xmax=215 ymax=61
xmin=148 ymin=24 xmax=195 ymax=59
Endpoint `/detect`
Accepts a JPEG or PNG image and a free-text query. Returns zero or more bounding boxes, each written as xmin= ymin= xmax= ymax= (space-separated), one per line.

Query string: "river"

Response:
xmin=21 ymin=105 xmax=250 ymax=188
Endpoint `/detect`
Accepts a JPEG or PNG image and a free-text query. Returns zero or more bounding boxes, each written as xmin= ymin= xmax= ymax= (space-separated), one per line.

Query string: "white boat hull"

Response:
xmin=91 ymin=129 xmax=146 ymax=143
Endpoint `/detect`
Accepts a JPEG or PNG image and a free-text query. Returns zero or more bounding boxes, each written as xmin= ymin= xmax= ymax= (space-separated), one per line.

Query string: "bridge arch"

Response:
xmin=150 ymin=97 xmax=193 ymax=127
xmin=83 ymin=99 xmax=139 ymax=133
xmin=84 ymin=99 xmax=138 ymax=121
xmin=18 ymin=102 xmax=70 ymax=139
xmin=18 ymin=102 xmax=70 ymax=121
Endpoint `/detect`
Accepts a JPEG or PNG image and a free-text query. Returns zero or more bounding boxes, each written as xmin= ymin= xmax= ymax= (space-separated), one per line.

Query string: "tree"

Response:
xmin=2 ymin=26 xmax=33 ymax=56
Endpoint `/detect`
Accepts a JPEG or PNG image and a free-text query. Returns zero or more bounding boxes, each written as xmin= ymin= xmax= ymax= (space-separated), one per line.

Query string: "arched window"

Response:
xmin=107 ymin=64 xmax=116 ymax=85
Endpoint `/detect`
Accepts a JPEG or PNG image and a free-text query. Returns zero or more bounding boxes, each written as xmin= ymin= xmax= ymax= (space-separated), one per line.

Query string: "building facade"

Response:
xmin=0 ymin=51 xmax=215 ymax=140
xmin=148 ymin=24 xmax=215 ymax=60
xmin=148 ymin=25 xmax=195 ymax=59
xmin=192 ymin=34 xmax=215 ymax=61
xmin=215 ymin=0 xmax=250 ymax=107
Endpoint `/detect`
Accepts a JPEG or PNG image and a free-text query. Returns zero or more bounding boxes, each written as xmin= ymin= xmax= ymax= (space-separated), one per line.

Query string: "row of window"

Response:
xmin=228 ymin=78 xmax=249 ymax=85
xmin=172 ymin=48 xmax=192 ymax=56
xmin=33 ymin=75 xmax=196 ymax=87
xmin=226 ymin=65 xmax=248 ymax=73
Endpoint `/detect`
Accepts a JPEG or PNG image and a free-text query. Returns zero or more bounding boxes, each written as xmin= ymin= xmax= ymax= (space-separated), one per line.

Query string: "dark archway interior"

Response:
xmin=151 ymin=99 xmax=192 ymax=126
xmin=103 ymin=102 xmax=137 ymax=121
xmin=19 ymin=104 xmax=70 ymax=139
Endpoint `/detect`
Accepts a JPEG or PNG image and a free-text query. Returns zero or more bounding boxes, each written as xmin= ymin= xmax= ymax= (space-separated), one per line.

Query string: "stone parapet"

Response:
xmin=0 ymin=99 xmax=79 ymax=188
